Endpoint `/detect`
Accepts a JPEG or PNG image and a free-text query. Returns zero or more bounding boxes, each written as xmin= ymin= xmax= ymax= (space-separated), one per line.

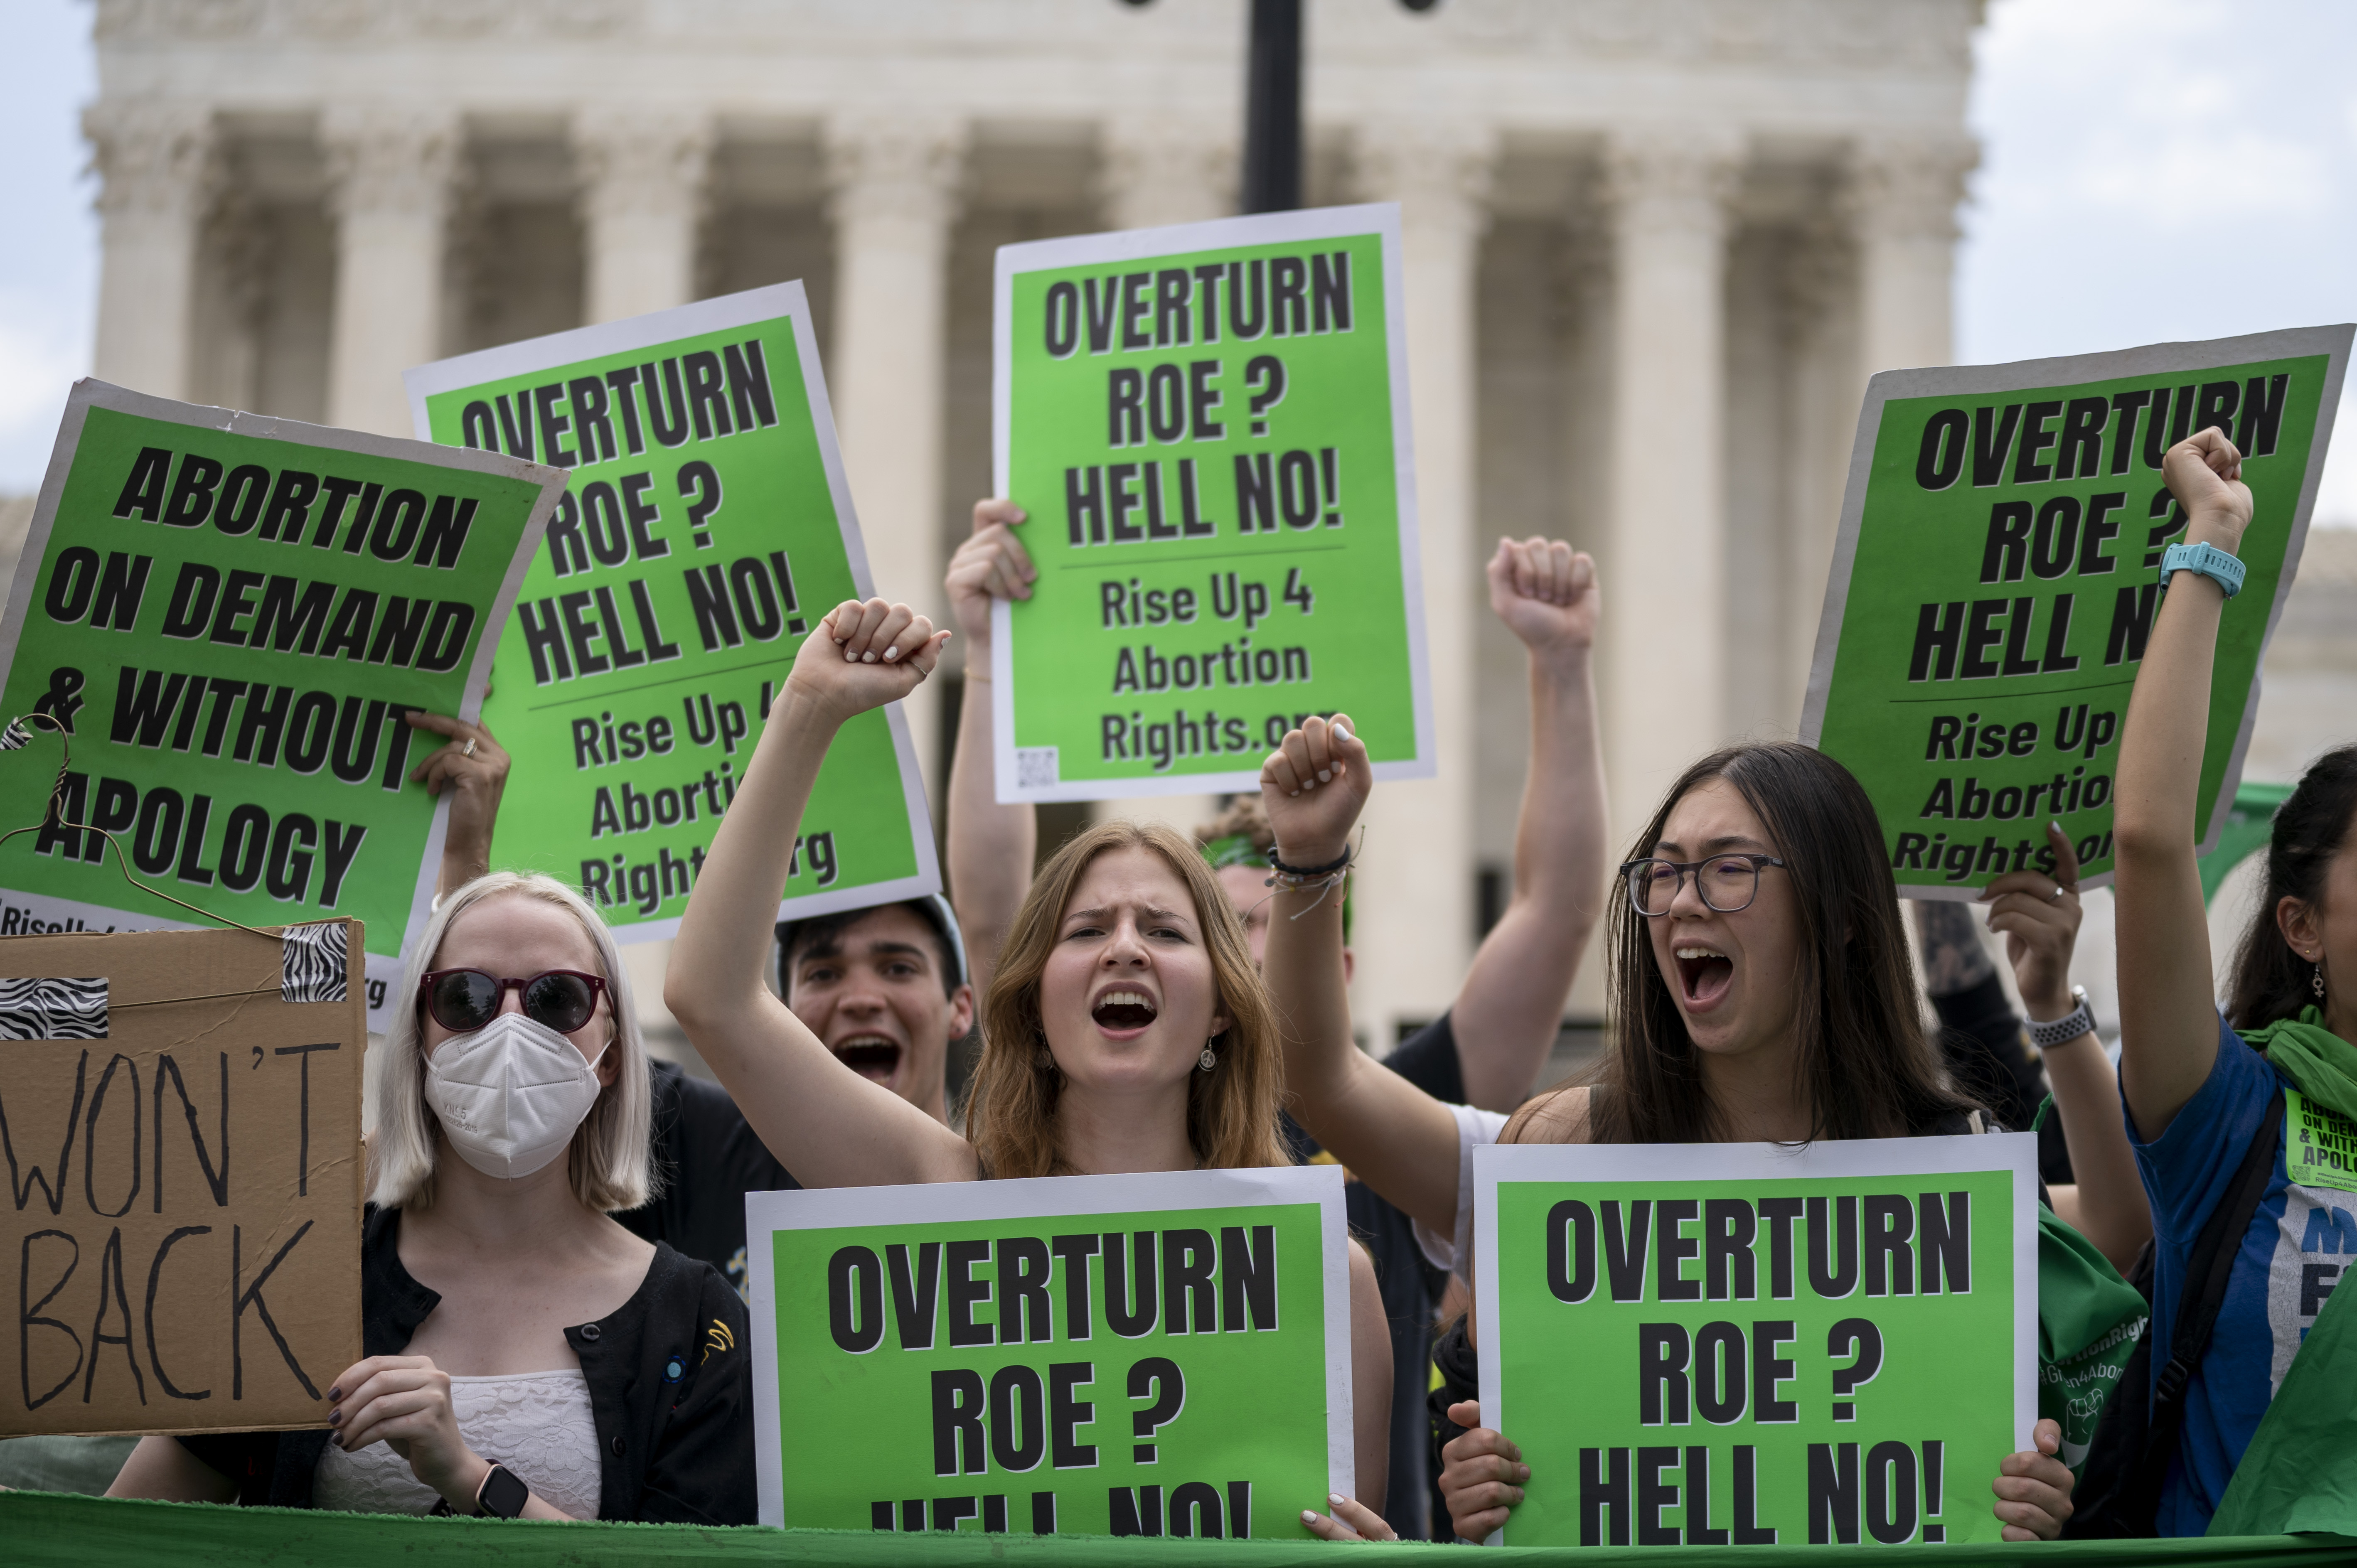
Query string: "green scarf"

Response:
xmin=2241 ymin=1005 xmax=2357 ymax=1126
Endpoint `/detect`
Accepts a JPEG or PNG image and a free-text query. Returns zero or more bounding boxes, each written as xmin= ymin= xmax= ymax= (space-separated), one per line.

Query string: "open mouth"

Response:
xmin=1091 ymin=988 xmax=1159 ymax=1033
xmin=1674 ymin=945 xmax=1735 ymax=1009
xmin=830 ymin=1035 xmax=903 ymax=1081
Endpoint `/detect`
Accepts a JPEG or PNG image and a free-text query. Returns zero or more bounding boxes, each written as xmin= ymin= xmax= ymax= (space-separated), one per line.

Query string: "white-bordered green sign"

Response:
xmin=747 ymin=1166 xmax=1354 ymax=1537
xmin=0 ymin=380 xmax=562 ymax=1027
xmin=405 ymin=283 xmax=940 ymax=939
xmin=990 ymin=204 xmax=1433 ymax=802
xmin=1801 ymin=326 xmax=2351 ymax=898
xmin=1475 ymin=1136 xmax=2037 ymax=1548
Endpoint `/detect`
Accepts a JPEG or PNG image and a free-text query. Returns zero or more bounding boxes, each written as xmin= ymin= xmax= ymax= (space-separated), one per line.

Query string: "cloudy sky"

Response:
xmin=2 ymin=0 xmax=2353 ymax=519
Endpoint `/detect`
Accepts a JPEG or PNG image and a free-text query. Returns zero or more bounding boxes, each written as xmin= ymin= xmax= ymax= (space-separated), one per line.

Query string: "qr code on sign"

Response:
xmin=1016 ymin=747 xmax=1059 ymax=789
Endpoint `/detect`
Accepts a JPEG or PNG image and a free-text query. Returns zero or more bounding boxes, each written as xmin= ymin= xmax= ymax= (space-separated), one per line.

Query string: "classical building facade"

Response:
xmin=81 ymin=0 xmax=1983 ymax=1041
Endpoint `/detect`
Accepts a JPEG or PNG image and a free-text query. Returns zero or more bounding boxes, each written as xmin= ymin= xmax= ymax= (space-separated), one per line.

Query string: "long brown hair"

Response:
xmin=965 ymin=820 xmax=1289 ymax=1178
xmin=2228 ymin=744 xmax=2357 ymax=1033
xmin=1519 ymin=743 xmax=1976 ymax=1146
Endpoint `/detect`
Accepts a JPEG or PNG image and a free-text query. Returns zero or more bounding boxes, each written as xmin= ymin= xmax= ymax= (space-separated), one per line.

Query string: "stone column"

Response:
xmin=826 ymin=114 xmax=966 ymax=791
xmin=1601 ymin=132 xmax=1740 ymax=847
xmin=1099 ymin=117 xmax=1236 ymax=231
xmin=1849 ymin=136 xmax=1975 ymax=384
xmin=85 ymin=101 xmax=217 ymax=401
xmin=577 ymin=111 xmax=713 ymax=324
xmin=324 ymin=108 xmax=462 ymax=438
xmin=1347 ymin=120 xmax=1495 ymax=1044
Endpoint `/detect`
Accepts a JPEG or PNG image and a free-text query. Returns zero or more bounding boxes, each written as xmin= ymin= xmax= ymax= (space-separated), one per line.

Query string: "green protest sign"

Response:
xmin=1802 ymin=326 xmax=2352 ymax=896
xmin=406 ymin=283 xmax=939 ymax=935
xmin=0 ymin=380 xmax=560 ymax=1026
xmin=1475 ymin=1138 xmax=2036 ymax=1548
xmin=990 ymin=205 xmax=1433 ymax=801
xmin=747 ymin=1168 xmax=1353 ymax=1536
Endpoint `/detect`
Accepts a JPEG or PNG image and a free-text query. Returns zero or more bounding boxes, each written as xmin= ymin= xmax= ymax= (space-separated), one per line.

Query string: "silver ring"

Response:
xmin=462 ymin=738 xmax=477 ymax=758
xmin=2049 ymin=883 xmax=2065 ymax=901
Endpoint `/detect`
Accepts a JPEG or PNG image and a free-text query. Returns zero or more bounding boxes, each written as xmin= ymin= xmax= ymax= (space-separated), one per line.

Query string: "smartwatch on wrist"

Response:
xmin=474 ymin=1462 xmax=531 ymax=1519
xmin=2026 ymin=985 xmax=2096 ymax=1051
xmin=2159 ymin=539 xmax=2246 ymax=599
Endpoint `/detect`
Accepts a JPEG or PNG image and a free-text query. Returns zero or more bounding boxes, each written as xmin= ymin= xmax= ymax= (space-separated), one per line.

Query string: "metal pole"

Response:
xmin=1241 ymin=0 xmax=1302 ymax=213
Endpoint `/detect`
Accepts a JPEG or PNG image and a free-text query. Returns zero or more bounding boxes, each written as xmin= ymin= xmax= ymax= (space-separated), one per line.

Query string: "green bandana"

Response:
xmin=1197 ymin=833 xmax=1265 ymax=871
xmin=2242 ymin=1005 xmax=2357 ymax=1127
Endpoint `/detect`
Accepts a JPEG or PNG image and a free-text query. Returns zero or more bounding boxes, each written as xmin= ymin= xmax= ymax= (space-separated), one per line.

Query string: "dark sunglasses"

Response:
xmin=418 ymin=968 xmax=608 ymax=1035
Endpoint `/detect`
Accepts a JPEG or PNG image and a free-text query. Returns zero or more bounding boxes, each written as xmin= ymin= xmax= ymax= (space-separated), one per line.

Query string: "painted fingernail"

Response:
xmin=1289 ymin=789 xmax=1300 ymax=797
xmin=1302 ymin=1511 xmax=1319 ymax=1524
xmin=327 ymin=1387 xmax=342 ymax=1402
xmin=883 ymin=646 xmax=901 ymax=661
xmin=862 ymin=651 xmax=877 ymax=663
xmin=328 ymin=1408 xmax=342 ymax=1425
xmin=1317 ymin=769 xmax=1331 ymax=782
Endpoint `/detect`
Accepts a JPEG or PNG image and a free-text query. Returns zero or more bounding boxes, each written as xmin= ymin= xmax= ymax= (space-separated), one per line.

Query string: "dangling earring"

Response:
xmin=2317 ymin=962 xmax=2329 ymax=1001
xmin=1199 ymin=1041 xmax=1218 ymax=1073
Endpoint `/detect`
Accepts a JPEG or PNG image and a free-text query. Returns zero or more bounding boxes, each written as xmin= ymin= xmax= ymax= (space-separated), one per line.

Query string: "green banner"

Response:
xmin=1801 ymin=327 xmax=2351 ymax=895
xmin=989 ymin=205 xmax=1433 ymax=801
xmin=0 ymin=381 xmax=560 ymax=1024
xmin=1476 ymin=1138 xmax=2037 ymax=1549
xmin=746 ymin=1169 xmax=1353 ymax=1536
xmin=406 ymin=283 xmax=939 ymax=936
xmin=3 ymin=1491 xmax=2345 ymax=1567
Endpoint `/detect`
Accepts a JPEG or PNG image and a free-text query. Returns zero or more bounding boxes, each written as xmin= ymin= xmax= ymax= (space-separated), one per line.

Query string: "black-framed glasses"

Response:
xmin=1620 ymin=855 xmax=1787 ymax=917
xmin=418 ymin=968 xmax=608 ymax=1035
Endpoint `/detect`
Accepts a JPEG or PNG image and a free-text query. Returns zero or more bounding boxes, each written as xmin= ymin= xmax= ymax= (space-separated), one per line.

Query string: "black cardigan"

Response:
xmin=179 ymin=1206 xmax=754 ymax=1524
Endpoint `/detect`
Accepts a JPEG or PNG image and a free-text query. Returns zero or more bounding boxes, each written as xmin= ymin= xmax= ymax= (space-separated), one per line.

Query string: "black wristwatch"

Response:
xmin=438 ymin=1462 xmax=529 ymax=1519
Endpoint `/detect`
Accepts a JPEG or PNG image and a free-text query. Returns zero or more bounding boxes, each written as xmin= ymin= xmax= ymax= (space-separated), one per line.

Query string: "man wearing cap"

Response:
xmin=615 ymin=895 xmax=974 ymax=1299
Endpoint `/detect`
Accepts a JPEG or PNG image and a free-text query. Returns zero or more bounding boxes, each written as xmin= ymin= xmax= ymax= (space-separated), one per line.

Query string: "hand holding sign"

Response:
xmin=782 ymin=598 xmax=949 ymax=729
xmin=2163 ymin=426 xmax=2253 ymax=549
xmin=945 ymin=500 xmax=1037 ymax=653
xmin=1993 ymin=1421 xmax=2073 ymax=1541
xmin=404 ymin=710 xmax=509 ymax=890
xmin=1977 ymin=823 xmax=2084 ymax=1018
xmin=1437 ymin=1405 xmax=1529 ymax=1541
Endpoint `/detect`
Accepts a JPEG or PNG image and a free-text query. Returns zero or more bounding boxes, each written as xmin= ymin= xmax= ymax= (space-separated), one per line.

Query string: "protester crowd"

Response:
xmin=71 ymin=428 xmax=2353 ymax=1537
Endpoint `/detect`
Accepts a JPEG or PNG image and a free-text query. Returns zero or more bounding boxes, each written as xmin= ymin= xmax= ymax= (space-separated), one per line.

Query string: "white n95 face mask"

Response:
xmin=423 ymin=1010 xmax=610 ymax=1180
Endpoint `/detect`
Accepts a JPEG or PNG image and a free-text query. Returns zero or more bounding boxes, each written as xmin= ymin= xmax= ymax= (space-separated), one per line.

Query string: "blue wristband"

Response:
xmin=2160 ymin=540 xmax=2245 ymax=599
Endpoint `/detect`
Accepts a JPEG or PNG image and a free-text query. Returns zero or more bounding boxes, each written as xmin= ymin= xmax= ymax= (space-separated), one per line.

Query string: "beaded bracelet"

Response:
xmin=1265 ymin=837 xmax=1357 ymax=917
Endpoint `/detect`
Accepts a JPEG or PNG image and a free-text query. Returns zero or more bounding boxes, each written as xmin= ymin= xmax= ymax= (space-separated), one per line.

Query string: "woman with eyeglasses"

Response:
xmin=108 ymin=872 xmax=754 ymax=1524
xmin=1255 ymin=718 xmax=2079 ymax=1542
xmin=663 ymin=598 xmax=1400 ymax=1539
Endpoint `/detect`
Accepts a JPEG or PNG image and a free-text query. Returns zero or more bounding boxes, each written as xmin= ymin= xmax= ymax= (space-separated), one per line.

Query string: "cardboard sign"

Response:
xmin=0 ymin=381 xmax=563 ymax=1026
xmin=406 ymin=283 xmax=940 ymax=937
xmin=0 ymin=919 xmax=365 ymax=1437
xmin=1474 ymin=1137 xmax=2036 ymax=1548
xmin=990 ymin=205 xmax=1433 ymax=801
xmin=747 ymin=1167 xmax=1353 ymax=1537
xmin=1801 ymin=327 xmax=2352 ymax=897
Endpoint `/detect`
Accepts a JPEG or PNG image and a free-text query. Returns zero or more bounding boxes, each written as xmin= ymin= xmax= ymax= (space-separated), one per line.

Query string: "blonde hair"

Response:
xmin=965 ymin=820 xmax=1288 ymax=1179
xmin=368 ymin=871 xmax=655 ymax=1213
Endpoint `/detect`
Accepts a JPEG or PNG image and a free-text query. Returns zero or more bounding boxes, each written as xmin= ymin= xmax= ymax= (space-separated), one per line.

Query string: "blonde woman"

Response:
xmin=666 ymin=597 xmax=1397 ymax=1538
xmin=110 ymin=873 xmax=753 ymax=1523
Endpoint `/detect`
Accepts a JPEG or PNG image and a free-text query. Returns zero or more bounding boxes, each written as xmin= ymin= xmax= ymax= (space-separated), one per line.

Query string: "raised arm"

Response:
xmin=2113 ymin=429 xmax=2253 ymax=1140
xmin=1260 ymin=715 xmax=1462 ymax=1236
xmin=1980 ymin=827 xmax=2151 ymax=1272
xmin=664 ymin=599 xmax=974 ymax=1186
xmin=944 ymin=499 xmax=1038 ymax=999
xmin=406 ymin=710 xmax=509 ymax=895
xmin=1452 ymin=539 xmax=1609 ymax=1111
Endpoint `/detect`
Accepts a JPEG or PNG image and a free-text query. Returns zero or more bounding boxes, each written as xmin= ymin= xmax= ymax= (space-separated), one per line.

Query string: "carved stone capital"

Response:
xmin=323 ymin=106 xmax=464 ymax=222
xmin=82 ymin=99 xmax=219 ymax=222
xmin=1098 ymin=119 xmax=1236 ymax=230
xmin=1349 ymin=121 xmax=1497 ymax=240
xmin=1603 ymin=130 xmax=1744 ymax=240
xmin=824 ymin=114 xmax=967 ymax=233
xmin=1846 ymin=135 xmax=1978 ymax=244
xmin=575 ymin=111 xmax=713 ymax=227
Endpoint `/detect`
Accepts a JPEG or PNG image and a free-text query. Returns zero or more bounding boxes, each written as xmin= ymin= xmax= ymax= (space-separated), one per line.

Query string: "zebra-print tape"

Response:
xmin=0 ymin=977 xmax=108 ymax=1039
xmin=0 ymin=718 xmax=32 ymax=751
xmin=282 ymin=922 xmax=349 ymax=1004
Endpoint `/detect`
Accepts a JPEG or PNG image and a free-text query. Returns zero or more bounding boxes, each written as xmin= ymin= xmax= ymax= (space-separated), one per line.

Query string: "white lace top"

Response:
xmin=312 ymin=1368 xmax=603 ymax=1519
